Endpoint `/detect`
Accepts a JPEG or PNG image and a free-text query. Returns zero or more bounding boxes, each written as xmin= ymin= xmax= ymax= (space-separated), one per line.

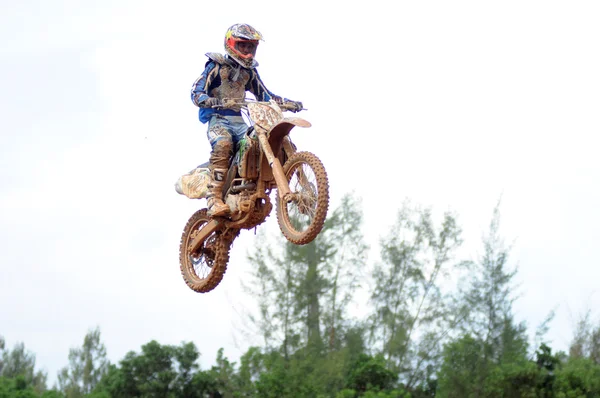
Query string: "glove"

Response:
xmin=203 ymin=97 xmax=222 ymax=108
xmin=290 ymin=101 xmax=303 ymax=112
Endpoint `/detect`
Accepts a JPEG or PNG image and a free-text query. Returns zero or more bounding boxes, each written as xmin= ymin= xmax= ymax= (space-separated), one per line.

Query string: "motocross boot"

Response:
xmin=206 ymin=133 xmax=233 ymax=217
xmin=206 ymin=168 xmax=230 ymax=217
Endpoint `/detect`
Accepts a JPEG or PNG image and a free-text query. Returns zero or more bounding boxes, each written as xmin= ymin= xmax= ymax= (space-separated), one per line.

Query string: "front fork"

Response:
xmin=256 ymin=130 xmax=293 ymax=202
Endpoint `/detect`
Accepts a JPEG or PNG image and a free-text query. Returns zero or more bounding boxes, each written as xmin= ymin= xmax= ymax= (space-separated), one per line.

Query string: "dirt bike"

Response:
xmin=176 ymin=100 xmax=329 ymax=293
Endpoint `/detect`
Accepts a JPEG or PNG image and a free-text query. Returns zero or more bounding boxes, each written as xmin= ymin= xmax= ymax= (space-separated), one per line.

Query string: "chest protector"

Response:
xmin=206 ymin=53 xmax=251 ymax=101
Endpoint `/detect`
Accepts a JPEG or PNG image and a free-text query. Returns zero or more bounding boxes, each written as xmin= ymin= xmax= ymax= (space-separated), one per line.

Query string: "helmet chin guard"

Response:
xmin=224 ymin=23 xmax=263 ymax=68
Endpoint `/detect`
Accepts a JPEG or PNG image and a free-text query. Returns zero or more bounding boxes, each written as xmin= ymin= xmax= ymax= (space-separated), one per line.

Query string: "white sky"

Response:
xmin=1 ymin=0 xmax=599 ymax=385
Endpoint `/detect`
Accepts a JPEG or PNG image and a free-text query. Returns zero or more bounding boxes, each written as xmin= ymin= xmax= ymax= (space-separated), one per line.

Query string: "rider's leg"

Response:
xmin=207 ymin=123 xmax=233 ymax=217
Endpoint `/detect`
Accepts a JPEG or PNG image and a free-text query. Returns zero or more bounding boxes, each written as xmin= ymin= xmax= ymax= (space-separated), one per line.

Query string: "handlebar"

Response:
xmin=214 ymin=99 xmax=305 ymax=112
xmin=279 ymin=101 xmax=305 ymax=111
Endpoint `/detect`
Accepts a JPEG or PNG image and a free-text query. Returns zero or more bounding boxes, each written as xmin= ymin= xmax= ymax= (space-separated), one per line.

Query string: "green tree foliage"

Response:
xmin=242 ymin=193 xmax=370 ymax=396
xmin=104 ymin=340 xmax=179 ymax=397
xmin=248 ymin=341 xmax=398 ymax=398
xmin=437 ymin=335 xmax=483 ymax=397
xmin=210 ymin=348 xmax=237 ymax=397
xmin=457 ymin=202 xmax=528 ymax=362
xmin=345 ymin=354 xmax=396 ymax=393
xmin=569 ymin=310 xmax=600 ymax=365
xmin=174 ymin=341 xmax=202 ymax=397
xmin=439 ymin=342 xmax=600 ymax=397
xmin=0 ymin=375 xmax=39 ymax=398
xmin=247 ymin=193 xmax=366 ymax=349
xmin=437 ymin=202 xmax=530 ymax=397
xmin=317 ymin=194 xmax=368 ymax=352
xmin=57 ymin=327 xmax=108 ymax=398
xmin=0 ymin=339 xmax=47 ymax=395
xmin=92 ymin=340 xmax=239 ymax=398
xmin=369 ymin=200 xmax=464 ymax=388
xmin=6 ymin=195 xmax=600 ymax=397
xmin=0 ymin=337 xmax=4 ymax=382
xmin=0 ymin=336 xmax=4 ymax=373
xmin=554 ymin=356 xmax=600 ymax=396
xmin=244 ymin=229 xmax=300 ymax=356
xmin=438 ymin=340 xmax=565 ymax=397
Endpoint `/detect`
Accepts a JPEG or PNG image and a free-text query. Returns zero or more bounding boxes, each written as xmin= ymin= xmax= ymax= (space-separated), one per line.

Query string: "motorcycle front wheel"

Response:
xmin=179 ymin=209 xmax=238 ymax=293
xmin=276 ymin=151 xmax=329 ymax=245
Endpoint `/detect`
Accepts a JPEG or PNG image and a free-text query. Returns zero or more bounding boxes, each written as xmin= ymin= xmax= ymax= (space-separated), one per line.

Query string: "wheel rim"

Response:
xmin=284 ymin=161 xmax=319 ymax=233
xmin=186 ymin=219 xmax=217 ymax=281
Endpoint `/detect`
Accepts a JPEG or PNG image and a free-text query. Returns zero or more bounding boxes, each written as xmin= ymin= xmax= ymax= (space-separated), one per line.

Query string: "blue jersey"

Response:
xmin=190 ymin=53 xmax=282 ymax=123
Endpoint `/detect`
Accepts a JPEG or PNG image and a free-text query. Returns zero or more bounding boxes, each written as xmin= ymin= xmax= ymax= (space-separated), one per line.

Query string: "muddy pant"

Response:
xmin=204 ymin=114 xmax=249 ymax=211
xmin=207 ymin=114 xmax=249 ymax=169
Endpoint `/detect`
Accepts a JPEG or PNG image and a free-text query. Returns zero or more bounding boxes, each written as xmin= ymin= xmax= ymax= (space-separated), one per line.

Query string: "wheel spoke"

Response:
xmin=276 ymin=151 xmax=329 ymax=245
xmin=179 ymin=209 xmax=237 ymax=293
xmin=287 ymin=162 xmax=319 ymax=231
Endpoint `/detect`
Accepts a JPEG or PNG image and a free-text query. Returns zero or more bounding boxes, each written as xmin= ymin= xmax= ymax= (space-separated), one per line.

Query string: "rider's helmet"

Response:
xmin=224 ymin=23 xmax=263 ymax=68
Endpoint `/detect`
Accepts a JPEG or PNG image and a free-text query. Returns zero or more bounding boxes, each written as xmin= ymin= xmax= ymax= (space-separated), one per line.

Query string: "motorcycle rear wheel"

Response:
xmin=179 ymin=209 xmax=238 ymax=293
xmin=276 ymin=151 xmax=329 ymax=245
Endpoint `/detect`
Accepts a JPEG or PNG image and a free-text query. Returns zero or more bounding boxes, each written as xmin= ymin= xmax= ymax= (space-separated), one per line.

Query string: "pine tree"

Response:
xmin=242 ymin=193 xmax=368 ymax=396
xmin=438 ymin=201 xmax=529 ymax=396
xmin=245 ymin=193 xmax=367 ymax=356
xmin=369 ymin=200 xmax=463 ymax=388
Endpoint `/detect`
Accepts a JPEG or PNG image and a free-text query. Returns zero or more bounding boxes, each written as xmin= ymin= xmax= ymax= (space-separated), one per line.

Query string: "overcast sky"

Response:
xmin=1 ymin=0 xmax=599 ymax=385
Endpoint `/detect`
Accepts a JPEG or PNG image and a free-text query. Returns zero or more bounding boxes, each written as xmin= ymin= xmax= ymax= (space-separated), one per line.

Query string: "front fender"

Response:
xmin=258 ymin=117 xmax=310 ymax=181
xmin=268 ymin=117 xmax=311 ymax=144
xmin=282 ymin=116 xmax=311 ymax=128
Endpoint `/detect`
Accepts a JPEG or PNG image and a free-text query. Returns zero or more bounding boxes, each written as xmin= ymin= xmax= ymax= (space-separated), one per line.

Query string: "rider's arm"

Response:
xmin=247 ymin=69 xmax=302 ymax=111
xmin=190 ymin=61 xmax=220 ymax=107
xmin=247 ymin=69 xmax=283 ymax=102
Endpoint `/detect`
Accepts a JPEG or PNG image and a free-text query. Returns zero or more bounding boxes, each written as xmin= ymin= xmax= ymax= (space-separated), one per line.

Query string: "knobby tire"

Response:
xmin=179 ymin=209 xmax=238 ymax=293
xmin=276 ymin=151 xmax=329 ymax=245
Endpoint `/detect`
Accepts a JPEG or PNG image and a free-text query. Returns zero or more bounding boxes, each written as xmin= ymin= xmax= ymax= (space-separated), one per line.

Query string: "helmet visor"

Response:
xmin=234 ymin=40 xmax=258 ymax=59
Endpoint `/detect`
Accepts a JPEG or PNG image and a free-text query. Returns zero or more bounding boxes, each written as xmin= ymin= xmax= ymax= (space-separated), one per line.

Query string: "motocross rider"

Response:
xmin=190 ymin=23 xmax=303 ymax=217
